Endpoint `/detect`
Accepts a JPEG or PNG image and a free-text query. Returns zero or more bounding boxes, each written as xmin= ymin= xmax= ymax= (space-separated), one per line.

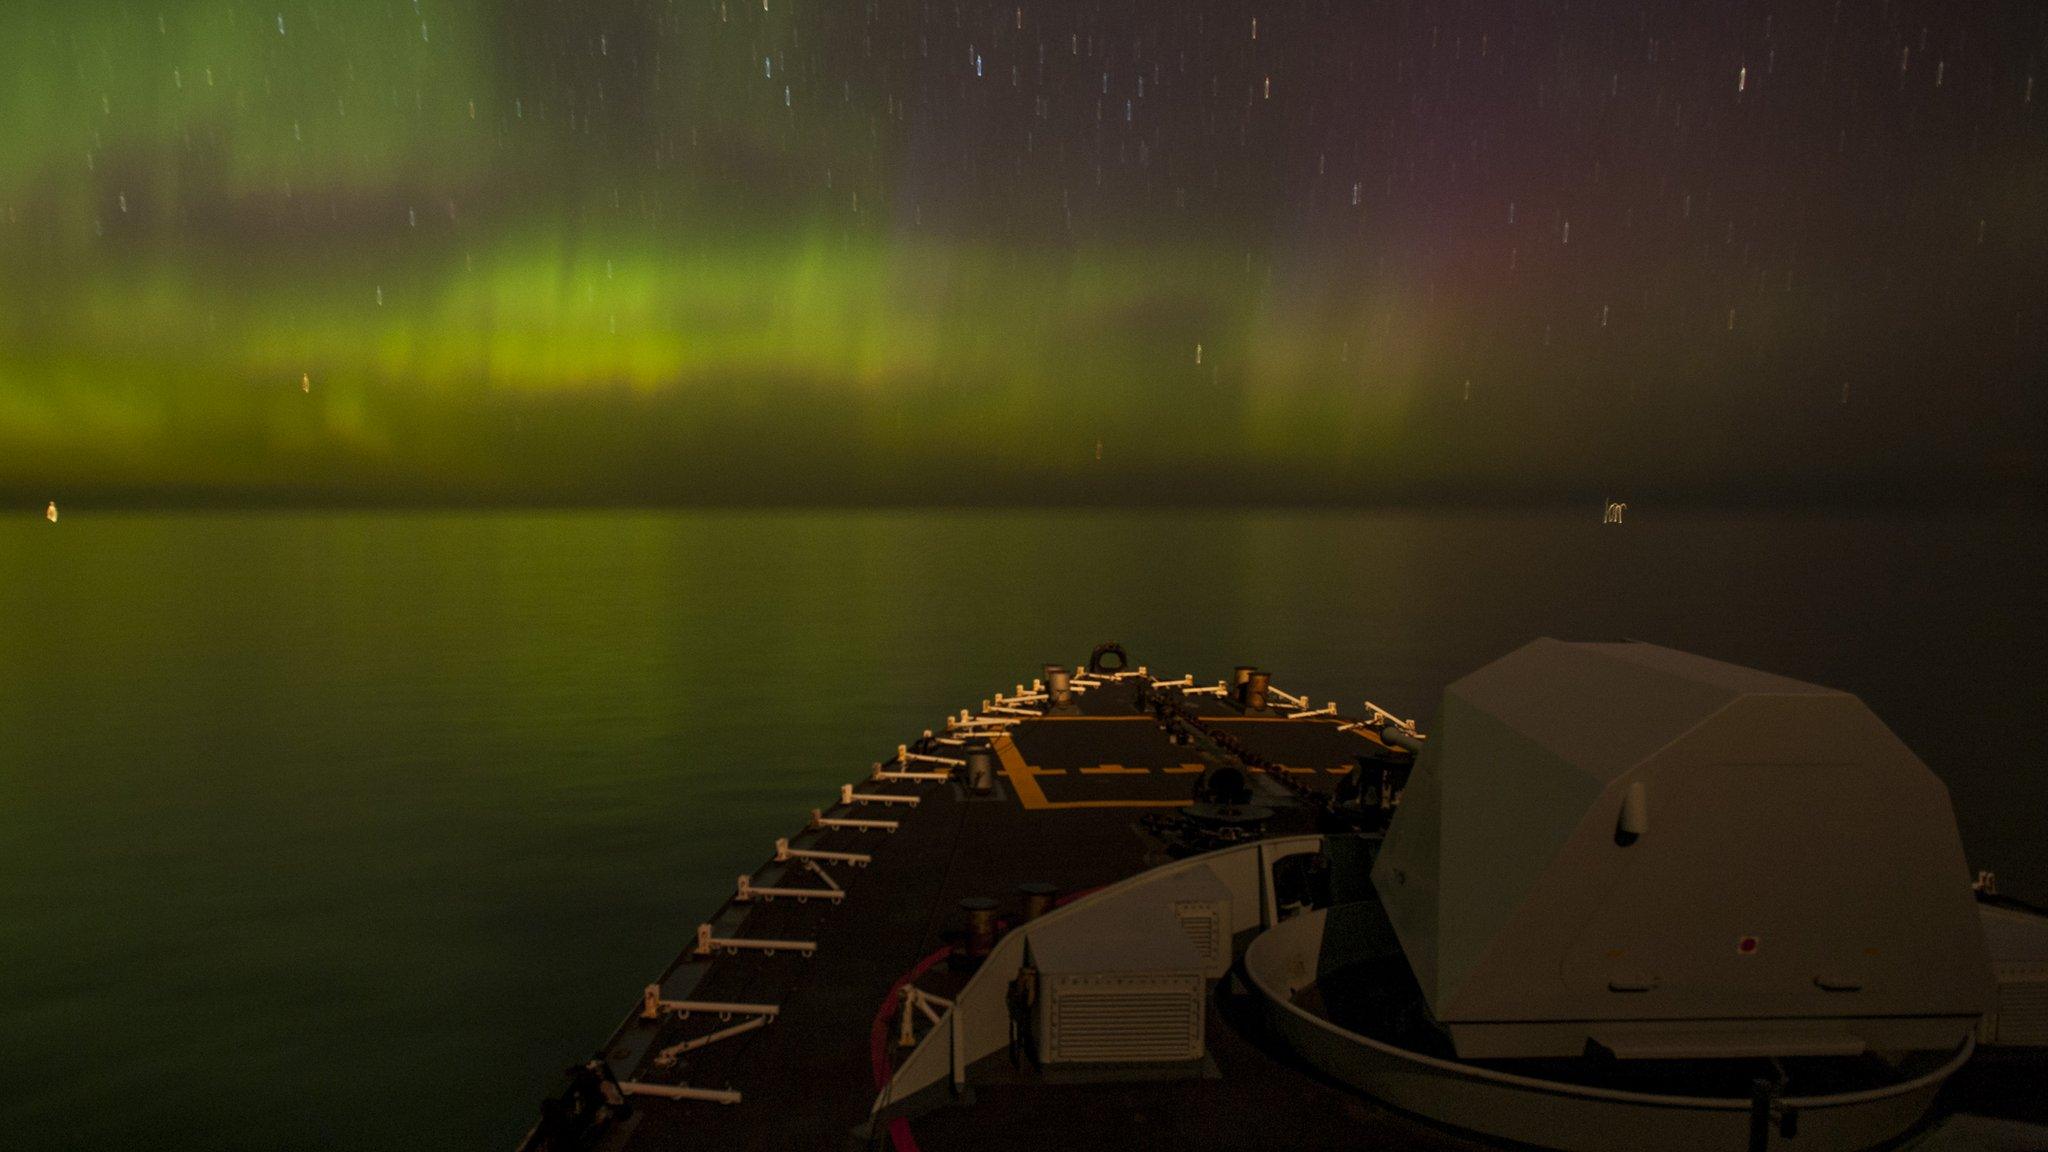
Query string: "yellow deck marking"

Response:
xmin=1079 ymin=763 xmax=1149 ymax=774
xmin=993 ymin=732 xmax=1192 ymax=811
xmin=992 ymin=732 xmax=1053 ymax=809
xmin=1013 ymin=798 xmax=1190 ymax=810
xmin=1163 ymin=763 xmax=1204 ymax=774
xmin=1012 ymin=715 xmax=1159 ymax=722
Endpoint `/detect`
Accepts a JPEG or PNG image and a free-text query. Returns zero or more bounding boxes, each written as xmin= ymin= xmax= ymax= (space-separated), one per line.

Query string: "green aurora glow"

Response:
xmin=2 ymin=1 xmax=2042 ymax=505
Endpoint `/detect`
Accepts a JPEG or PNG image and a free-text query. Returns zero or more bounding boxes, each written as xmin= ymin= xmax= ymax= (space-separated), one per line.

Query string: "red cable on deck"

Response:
xmin=867 ymin=888 xmax=1100 ymax=1152
xmin=869 ymin=945 xmax=952 ymax=1152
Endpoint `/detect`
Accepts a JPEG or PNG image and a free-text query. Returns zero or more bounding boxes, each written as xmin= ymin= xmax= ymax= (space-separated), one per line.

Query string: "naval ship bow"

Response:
xmin=522 ymin=640 xmax=2048 ymax=1152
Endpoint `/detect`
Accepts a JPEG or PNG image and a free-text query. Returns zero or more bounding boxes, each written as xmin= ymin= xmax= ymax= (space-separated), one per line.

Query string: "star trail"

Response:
xmin=0 ymin=0 xmax=2042 ymax=505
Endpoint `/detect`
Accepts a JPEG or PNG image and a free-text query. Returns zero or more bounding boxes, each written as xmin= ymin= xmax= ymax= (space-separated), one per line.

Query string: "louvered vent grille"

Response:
xmin=1043 ymin=976 xmax=1204 ymax=1063
xmin=1169 ymin=894 xmax=1233 ymax=978
xmin=1178 ymin=909 xmax=1219 ymax=966
xmin=1992 ymin=979 xmax=2048 ymax=1046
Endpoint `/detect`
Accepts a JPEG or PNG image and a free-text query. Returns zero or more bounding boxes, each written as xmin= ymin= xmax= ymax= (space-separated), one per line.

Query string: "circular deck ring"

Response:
xmin=1087 ymin=642 xmax=1129 ymax=674
xmin=1243 ymin=905 xmax=1972 ymax=1152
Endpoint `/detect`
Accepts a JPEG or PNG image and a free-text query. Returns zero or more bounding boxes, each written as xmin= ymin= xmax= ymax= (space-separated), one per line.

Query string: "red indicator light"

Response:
xmin=1737 ymin=935 xmax=1760 ymax=955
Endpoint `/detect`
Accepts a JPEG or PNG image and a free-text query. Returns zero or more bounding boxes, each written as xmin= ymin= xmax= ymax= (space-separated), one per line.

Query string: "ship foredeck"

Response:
xmin=523 ymin=660 xmax=2046 ymax=1152
xmin=529 ymin=663 xmax=1453 ymax=1151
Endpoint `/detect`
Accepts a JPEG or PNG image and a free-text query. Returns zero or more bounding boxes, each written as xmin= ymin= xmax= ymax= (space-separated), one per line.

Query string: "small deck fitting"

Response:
xmin=651 ymin=1014 xmax=773 ymax=1066
xmin=736 ymin=872 xmax=844 ymax=904
xmin=694 ymin=923 xmax=817 ymax=958
xmin=809 ymin=808 xmax=898 ymax=833
xmin=895 ymin=744 xmax=966 ymax=769
xmin=874 ymin=765 xmax=951 ymax=782
xmin=648 ymin=999 xmax=782 ymax=1068
xmin=841 ymin=783 xmax=919 ymax=807
xmin=774 ymin=837 xmax=873 ymax=867
xmin=1361 ymin=699 xmax=1422 ymax=736
xmin=1001 ymin=681 xmax=1052 ymax=704
xmin=946 ymin=712 xmax=1019 ymax=729
xmin=641 ymin=986 xmax=782 ymax=1022
xmin=617 ymin=1081 xmax=742 ymax=1105
xmin=1268 ymin=686 xmax=1310 ymax=709
xmin=895 ymin=985 xmax=955 ymax=1048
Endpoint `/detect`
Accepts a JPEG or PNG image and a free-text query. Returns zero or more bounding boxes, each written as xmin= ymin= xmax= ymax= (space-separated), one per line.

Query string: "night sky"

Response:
xmin=2 ymin=1 xmax=2043 ymax=506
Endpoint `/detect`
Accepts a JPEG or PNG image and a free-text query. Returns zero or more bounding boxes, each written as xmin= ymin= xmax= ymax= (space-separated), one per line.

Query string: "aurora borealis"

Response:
xmin=2 ymin=1 xmax=2043 ymax=505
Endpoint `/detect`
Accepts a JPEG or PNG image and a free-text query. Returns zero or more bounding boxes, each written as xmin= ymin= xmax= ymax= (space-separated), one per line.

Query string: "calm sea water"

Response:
xmin=2 ymin=509 xmax=2042 ymax=1149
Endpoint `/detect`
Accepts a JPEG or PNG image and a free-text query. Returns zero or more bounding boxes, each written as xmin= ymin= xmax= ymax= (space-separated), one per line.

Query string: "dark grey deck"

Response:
xmin=520 ymin=667 xmax=2047 ymax=1152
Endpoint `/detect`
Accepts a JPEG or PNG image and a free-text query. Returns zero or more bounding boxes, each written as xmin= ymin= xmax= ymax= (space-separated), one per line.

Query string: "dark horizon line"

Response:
xmin=12 ymin=490 xmax=2043 ymax=517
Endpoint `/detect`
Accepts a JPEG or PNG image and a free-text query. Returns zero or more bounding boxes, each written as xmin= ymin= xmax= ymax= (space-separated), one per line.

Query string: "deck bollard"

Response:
xmin=1018 ymin=881 xmax=1057 ymax=922
xmin=961 ymin=896 xmax=999 ymax=955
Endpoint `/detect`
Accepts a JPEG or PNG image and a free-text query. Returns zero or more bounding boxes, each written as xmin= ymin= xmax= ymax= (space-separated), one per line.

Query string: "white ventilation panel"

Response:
xmin=1158 ymin=865 xmax=1235 ymax=979
xmin=1987 ymin=978 xmax=2048 ymax=1046
xmin=1981 ymin=903 xmax=2048 ymax=1047
xmin=1026 ymin=897 xmax=1209 ymax=1066
xmin=1039 ymin=973 xmax=1205 ymax=1063
xmin=1173 ymin=899 xmax=1229 ymax=979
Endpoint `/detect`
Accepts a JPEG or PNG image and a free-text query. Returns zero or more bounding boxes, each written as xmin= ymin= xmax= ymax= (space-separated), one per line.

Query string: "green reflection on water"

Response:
xmin=0 ymin=509 xmax=2040 ymax=1148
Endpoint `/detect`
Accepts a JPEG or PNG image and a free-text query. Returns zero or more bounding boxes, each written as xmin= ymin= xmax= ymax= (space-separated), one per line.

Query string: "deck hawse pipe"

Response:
xmin=1243 ymin=669 xmax=1272 ymax=711
xmin=963 ymin=743 xmax=997 ymax=795
xmin=1043 ymin=664 xmax=1075 ymax=710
